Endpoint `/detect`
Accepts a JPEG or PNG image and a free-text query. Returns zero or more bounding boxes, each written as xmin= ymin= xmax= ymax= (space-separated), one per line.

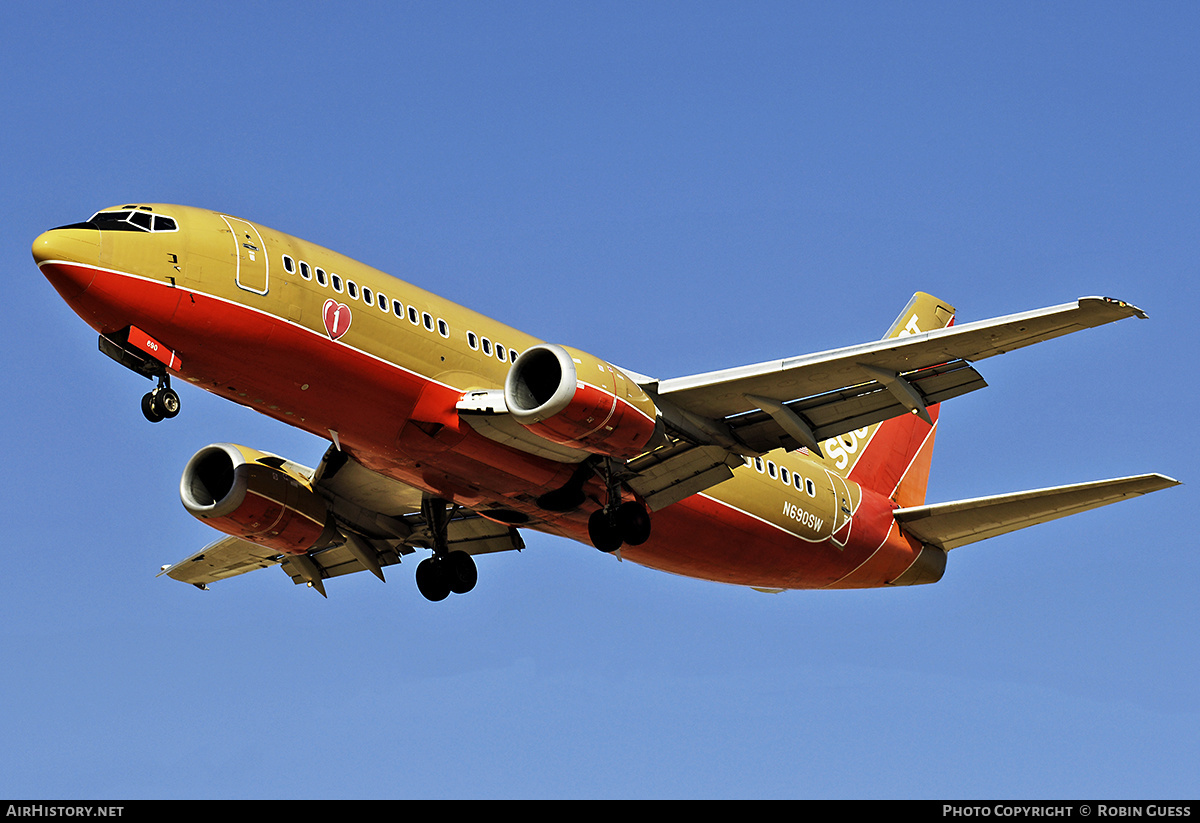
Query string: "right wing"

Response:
xmin=893 ymin=473 xmax=1180 ymax=551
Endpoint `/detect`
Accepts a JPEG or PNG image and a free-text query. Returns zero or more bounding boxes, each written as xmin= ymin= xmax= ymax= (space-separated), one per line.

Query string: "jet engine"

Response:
xmin=504 ymin=343 xmax=661 ymax=459
xmin=180 ymin=443 xmax=336 ymax=554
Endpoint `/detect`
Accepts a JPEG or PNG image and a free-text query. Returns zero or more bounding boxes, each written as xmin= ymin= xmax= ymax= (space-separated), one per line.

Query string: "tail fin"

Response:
xmin=834 ymin=292 xmax=956 ymax=507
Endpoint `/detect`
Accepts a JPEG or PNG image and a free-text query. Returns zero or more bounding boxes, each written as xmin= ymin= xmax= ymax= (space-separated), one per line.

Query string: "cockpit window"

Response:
xmin=87 ymin=208 xmax=179 ymax=233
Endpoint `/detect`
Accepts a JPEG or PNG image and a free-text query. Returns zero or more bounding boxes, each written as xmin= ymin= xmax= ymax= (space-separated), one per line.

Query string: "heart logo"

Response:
xmin=322 ymin=299 xmax=352 ymax=340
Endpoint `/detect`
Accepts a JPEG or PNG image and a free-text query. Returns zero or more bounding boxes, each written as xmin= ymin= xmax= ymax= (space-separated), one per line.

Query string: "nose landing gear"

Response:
xmin=97 ymin=328 xmax=184 ymax=423
xmin=141 ymin=376 xmax=181 ymax=423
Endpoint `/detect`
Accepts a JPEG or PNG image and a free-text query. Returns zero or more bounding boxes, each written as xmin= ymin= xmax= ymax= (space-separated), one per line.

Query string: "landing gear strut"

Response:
xmin=415 ymin=496 xmax=478 ymax=602
xmin=141 ymin=375 xmax=180 ymax=423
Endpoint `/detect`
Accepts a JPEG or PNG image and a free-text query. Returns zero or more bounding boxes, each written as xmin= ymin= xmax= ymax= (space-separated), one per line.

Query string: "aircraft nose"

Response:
xmin=33 ymin=226 xmax=101 ymax=300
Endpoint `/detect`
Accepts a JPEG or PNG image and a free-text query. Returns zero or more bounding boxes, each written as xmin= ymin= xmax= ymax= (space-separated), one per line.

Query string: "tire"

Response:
xmin=141 ymin=392 xmax=164 ymax=423
xmin=156 ymin=388 xmax=181 ymax=418
xmin=446 ymin=551 xmax=477 ymax=594
xmin=616 ymin=501 xmax=651 ymax=546
xmin=415 ymin=557 xmax=451 ymax=602
xmin=588 ymin=509 xmax=623 ymax=553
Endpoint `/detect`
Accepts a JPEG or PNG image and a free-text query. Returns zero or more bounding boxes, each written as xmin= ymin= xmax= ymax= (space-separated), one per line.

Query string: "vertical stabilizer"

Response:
xmin=833 ymin=293 xmax=955 ymax=507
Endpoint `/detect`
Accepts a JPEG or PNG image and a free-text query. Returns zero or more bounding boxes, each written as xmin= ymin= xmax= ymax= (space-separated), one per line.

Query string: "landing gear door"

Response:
xmin=222 ymin=215 xmax=268 ymax=295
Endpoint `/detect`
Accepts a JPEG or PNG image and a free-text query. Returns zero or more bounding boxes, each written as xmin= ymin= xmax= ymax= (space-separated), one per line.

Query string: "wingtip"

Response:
xmin=1082 ymin=296 xmax=1148 ymax=319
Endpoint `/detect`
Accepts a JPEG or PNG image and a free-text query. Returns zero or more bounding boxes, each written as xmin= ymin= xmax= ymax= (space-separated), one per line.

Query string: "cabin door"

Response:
xmin=221 ymin=215 xmax=269 ymax=295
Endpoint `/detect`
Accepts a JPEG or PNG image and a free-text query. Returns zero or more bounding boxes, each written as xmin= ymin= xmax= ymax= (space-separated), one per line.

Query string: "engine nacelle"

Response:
xmin=504 ymin=343 xmax=660 ymax=459
xmin=180 ymin=443 xmax=336 ymax=555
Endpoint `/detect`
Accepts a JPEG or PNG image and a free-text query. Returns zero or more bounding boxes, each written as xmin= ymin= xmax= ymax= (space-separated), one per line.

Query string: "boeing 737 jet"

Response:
xmin=33 ymin=204 xmax=1179 ymax=600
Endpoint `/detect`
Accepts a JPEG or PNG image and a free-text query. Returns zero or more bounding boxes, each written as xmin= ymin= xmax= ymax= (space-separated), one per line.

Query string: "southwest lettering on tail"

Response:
xmin=33 ymin=204 xmax=1179 ymax=601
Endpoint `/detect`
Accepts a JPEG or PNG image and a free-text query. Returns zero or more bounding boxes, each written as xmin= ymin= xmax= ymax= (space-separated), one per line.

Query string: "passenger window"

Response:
xmin=805 ymin=478 xmax=816 ymax=497
xmin=754 ymin=457 xmax=764 ymax=473
xmin=422 ymin=312 xmax=433 ymax=331
xmin=780 ymin=467 xmax=790 ymax=485
xmin=767 ymin=461 xmax=777 ymax=479
xmin=316 ymin=268 xmax=327 ymax=286
xmin=331 ymin=274 xmax=343 ymax=293
xmin=377 ymin=292 xmax=388 ymax=312
xmin=467 ymin=331 xmax=479 ymax=350
xmin=482 ymin=338 xmax=492 ymax=355
xmin=347 ymin=281 xmax=358 ymax=299
xmin=283 ymin=256 xmax=296 ymax=274
xmin=437 ymin=319 xmax=449 ymax=338
xmin=363 ymin=286 xmax=373 ymax=305
xmin=408 ymin=306 xmax=419 ymax=325
xmin=496 ymin=344 xmax=506 ymax=362
xmin=299 ymin=262 xmax=312 ymax=280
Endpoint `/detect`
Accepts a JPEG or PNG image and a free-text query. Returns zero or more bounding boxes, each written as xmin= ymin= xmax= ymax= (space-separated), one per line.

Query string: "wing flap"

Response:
xmin=893 ymin=473 xmax=1180 ymax=551
xmin=281 ymin=539 xmax=405 ymax=585
xmin=624 ymin=442 xmax=744 ymax=511
xmin=725 ymin=360 xmax=987 ymax=454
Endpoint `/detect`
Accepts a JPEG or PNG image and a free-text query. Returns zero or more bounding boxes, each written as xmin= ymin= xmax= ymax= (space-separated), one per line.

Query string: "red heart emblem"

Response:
xmin=322 ymin=299 xmax=352 ymax=340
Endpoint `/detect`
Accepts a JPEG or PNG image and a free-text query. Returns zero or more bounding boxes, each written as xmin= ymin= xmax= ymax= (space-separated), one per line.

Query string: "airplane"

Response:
xmin=33 ymin=203 xmax=1179 ymax=600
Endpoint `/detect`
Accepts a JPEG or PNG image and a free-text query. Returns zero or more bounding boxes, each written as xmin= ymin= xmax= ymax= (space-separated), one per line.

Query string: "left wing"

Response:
xmin=160 ymin=447 xmax=524 ymax=594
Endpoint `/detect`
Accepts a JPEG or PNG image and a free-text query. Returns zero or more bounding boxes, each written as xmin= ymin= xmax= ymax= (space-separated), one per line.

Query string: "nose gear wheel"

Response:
xmin=141 ymin=376 xmax=180 ymax=423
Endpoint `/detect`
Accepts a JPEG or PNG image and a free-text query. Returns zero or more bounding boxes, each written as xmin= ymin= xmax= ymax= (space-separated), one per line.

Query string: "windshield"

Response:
xmin=87 ymin=207 xmax=178 ymax=233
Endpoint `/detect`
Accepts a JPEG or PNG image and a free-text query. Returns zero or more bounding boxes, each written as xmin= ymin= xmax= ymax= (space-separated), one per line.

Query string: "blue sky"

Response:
xmin=3 ymin=1 xmax=1197 ymax=799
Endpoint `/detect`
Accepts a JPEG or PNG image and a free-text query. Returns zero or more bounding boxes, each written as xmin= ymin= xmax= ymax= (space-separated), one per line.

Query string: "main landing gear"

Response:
xmin=587 ymin=460 xmax=652 ymax=553
xmin=414 ymin=495 xmax=478 ymax=602
xmin=415 ymin=550 xmax=478 ymax=602
xmin=589 ymin=501 xmax=652 ymax=553
xmin=141 ymin=375 xmax=180 ymax=423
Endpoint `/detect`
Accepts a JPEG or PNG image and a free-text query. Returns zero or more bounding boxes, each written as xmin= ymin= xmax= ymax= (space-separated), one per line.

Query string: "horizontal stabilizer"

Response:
xmin=893 ymin=473 xmax=1179 ymax=550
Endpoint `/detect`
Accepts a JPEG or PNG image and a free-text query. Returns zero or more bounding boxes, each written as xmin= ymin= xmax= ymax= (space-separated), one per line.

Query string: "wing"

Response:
xmin=893 ymin=473 xmax=1180 ymax=550
xmin=651 ymin=296 xmax=1146 ymax=454
xmin=159 ymin=446 xmax=525 ymax=594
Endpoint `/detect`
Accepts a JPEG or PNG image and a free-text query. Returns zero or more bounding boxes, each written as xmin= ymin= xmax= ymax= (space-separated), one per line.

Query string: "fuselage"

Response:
xmin=34 ymin=203 xmax=942 ymax=590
